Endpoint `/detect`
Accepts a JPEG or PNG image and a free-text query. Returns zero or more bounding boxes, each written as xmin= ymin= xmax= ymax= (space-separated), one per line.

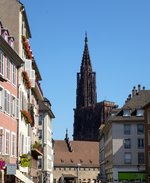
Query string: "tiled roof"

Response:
xmin=106 ymin=88 xmax=150 ymax=123
xmin=54 ymin=140 xmax=99 ymax=167
xmin=123 ymin=90 xmax=150 ymax=109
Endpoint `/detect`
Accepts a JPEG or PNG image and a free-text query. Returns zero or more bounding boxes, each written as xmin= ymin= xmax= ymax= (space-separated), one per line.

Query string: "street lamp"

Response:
xmin=77 ymin=163 xmax=81 ymax=183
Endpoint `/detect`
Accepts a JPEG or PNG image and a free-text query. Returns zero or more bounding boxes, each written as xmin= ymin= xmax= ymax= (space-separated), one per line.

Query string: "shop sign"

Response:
xmin=0 ymin=160 xmax=5 ymax=170
xmin=7 ymin=164 xmax=16 ymax=175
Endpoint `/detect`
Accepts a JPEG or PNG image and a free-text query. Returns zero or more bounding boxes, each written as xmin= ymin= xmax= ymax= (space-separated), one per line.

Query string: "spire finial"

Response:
xmin=65 ymin=128 xmax=69 ymax=140
xmin=85 ymin=32 xmax=88 ymax=43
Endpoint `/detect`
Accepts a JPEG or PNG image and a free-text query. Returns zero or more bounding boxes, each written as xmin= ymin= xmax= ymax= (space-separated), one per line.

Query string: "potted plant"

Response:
xmin=19 ymin=154 xmax=31 ymax=167
xmin=22 ymin=71 xmax=31 ymax=89
xmin=21 ymin=110 xmax=33 ymax=124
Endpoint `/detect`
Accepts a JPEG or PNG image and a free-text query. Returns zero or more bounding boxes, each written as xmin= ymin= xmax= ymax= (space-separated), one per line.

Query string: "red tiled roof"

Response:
xmin=54 ymin=140 xmax=99 ymax=167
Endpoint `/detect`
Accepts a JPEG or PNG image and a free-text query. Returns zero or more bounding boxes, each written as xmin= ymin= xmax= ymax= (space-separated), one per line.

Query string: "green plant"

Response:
xmin=19 ymin=154 xmax=31 ymax=167
xmin=32 ymin=141 xmax=41 ymax=149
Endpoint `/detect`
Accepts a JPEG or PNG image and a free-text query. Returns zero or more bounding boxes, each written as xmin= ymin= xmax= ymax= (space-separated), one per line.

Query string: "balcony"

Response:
xmin=31 ymin=141 xmax=43 ymax=159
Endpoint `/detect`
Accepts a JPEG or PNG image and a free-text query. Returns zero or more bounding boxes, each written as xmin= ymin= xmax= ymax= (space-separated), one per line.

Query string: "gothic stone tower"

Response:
xmin=73 ymin=34 xmax=117 ymax=141
xmin=73 ymin=34 xmax=100 ymax=141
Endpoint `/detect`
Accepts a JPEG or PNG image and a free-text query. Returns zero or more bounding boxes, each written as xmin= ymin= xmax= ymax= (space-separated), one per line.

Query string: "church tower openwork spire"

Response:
xmin=76 ymin=33 xmax=97 ymax=108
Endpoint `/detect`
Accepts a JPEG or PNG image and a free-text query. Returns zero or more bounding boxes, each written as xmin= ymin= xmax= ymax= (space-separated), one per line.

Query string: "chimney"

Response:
xmin=138 ymin=84 xmax=141 ymax=93
xmin=143 ymin=86 xmax=145 ymax=90
xmin=128 ymin=94 xmax=131 ymax=100
xmin=132 ymin=89 xmax=134 ymax=97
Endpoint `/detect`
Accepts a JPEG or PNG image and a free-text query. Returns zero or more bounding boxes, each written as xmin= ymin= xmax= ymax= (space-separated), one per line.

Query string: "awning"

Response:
xmin=15 ymin=170 xmax=34 ymax=183
xmin=118 ymin=172 xmax=146 ymax=181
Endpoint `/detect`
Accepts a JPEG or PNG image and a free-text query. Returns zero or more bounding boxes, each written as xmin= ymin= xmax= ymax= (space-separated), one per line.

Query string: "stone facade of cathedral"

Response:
xmin=73 ymin=35 xmax=117 ymax=141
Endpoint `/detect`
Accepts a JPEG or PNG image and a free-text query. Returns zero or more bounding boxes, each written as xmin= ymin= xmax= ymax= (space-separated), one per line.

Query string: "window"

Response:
xmin=4 ymin=90 xmax=10 ymax=114
xmin=124 ymin=152 xmax=131 ymax=164
xmin=39 ymin=114 xmax=43 ymax=125
xmin=12 ymin=63 xmax=16 ymax=85
xmin=138 ymin=138 xmax=144 ymax=149
xmin=136 ymin=109 xmax=144 ymax=117
xmin=6 ymin=58 xmax=11 ymax=80
xmin=0 ymin=87 xmax=4 ymax=110
xmin=5 ymin=130 xmax=10 ymax=155
xmin=137 ymin=124 xmax=144 ymax=134
xmin=11 ymin=95 xmax=15 ymax=116
xmin=19 ymin=90 xmax=22 ymax=111
xmin=21 ymin=134 xmax=24 ymax=154
xmin=123 ymin=109 xmax=131 ymax=117
xmin=38 ymin=130 xmax=42 ymax=139
xmin=16 ymin=99 xmax=19 ymax=118
xmin=0 ymin=50 xmax=4 ymax=76
xmin=0 ymin=128 xmax=3 ymax=154
xmin=38 ymin=158 xmax=42 ymax=169
xmin=27 ymin=136 xmax=30 ymax=153
xmin=124 ymin=139 xmax=131 ymax=149
xmin=124 ymin=124 xmax=131 ymax=135
xmin=7 ymin=93 xmax=10 ymax=114
xmin=138 ymin=152 xmax=144 ymax=164
xmin=11 ymin=133 xmax=16 ymax=156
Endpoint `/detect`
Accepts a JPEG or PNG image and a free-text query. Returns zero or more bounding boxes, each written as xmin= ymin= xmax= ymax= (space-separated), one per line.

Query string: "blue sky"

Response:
xmin=21 ymin=0 xmax=150 ymax=140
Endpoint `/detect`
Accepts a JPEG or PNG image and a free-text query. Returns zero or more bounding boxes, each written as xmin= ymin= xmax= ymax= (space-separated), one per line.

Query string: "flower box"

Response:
xmin=22 ymin=71 xmax=31 ymax=89
xmin=21 ymin=110 xmax=33 ymax=124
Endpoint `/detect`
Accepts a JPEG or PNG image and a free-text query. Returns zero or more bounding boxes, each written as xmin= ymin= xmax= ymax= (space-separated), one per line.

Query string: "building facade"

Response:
xmin=0 ymin=1 xmax=55 ymax=182
xmin=99 ymin=85 xmax=148 ymax=182
xmin=0 ymin=21 xmax=24 ymax=182
xmin=143 ymin=102 xmax=150 ymax=182
xmin=39 ymin=98 xmax=55 ymax=183
xmin=54 ymin=132 xmax=99 ymax=183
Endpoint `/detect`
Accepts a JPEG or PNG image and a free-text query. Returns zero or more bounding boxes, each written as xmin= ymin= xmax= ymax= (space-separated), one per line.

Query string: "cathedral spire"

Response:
xmin=76 ymin=35 xmax=97 ymax=108
xmin=81 ymin=33 xmax=92 ymax=72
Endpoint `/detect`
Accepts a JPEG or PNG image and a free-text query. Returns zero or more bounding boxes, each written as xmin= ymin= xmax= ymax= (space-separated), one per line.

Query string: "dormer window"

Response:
xmin=123 ymin=109 xmax=131 ymax=117
xmin=8 ymin=37 xmax=14 ymax=49
xmin=2 ymin=29 xmax=9 ymax=42
xmin=136 ymin=109 xmax=144 ymax=117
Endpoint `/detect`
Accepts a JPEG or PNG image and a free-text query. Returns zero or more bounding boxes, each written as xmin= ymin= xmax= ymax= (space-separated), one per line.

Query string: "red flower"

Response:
xmin=21 ymin=110 xmax=33 ymax=124
xmin=22 ymin=71 xmax=31 ymax=89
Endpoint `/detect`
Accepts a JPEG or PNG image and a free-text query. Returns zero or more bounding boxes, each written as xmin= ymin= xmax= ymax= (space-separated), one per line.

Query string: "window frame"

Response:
xmin=11 ymin=132 xmax=16 ymax=157
xmin=123 ymin=109 xmax=131 ymax=117
xmin=124 ymin=138 xmax=131 ymax=149
xmin=137 ymin=124 xmax=144 ymax=135
xmin=12 ymin=62 xmax=16 ymax=86
xmin=138 ymin=152 xmax=144 ymax=165
xmin=124 ymin=152 xmax=132 ymax=164
xmin=0 ymin=86 xmax=4 ymax=111
xmin=5 ymin=129 xmax=10 ymax=155
xmin=0 ymin=50 xmax=4 ymax=77
xmin=138 ymin=138 xmax=144 ymax=149
xmin=124 ymin=124 xmax=131 ymax=135
xmin=0 ymin=127 xmax=4 ymax=154
xmin=6 ymin=58 xmax=11 ymax=81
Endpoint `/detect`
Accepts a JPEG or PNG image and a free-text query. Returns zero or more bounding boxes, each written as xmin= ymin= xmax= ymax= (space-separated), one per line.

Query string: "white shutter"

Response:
xmin=0 ymin=88 xmax=3 ymax=110
xmin=7 ymin=93 xmax=10 ymax=114
xmin=4 ymin=90 xmax=7 ymax=112
xmin=16 ymin=98 xmax=19 ymax=118
xmin=30 ymin=70 xmax=35 ymax=87
xmin=27 ymin=136 xmax=31 ymax=153
xmin=25 ymin=136 xmax=28 ymax=154
xmin=19 ymin=90 xmax=22 ymax=110
xmin=25 ymin=59 xmax=32 ymax=78
xmin=10 ymin=95 xmax=13 ymax=115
